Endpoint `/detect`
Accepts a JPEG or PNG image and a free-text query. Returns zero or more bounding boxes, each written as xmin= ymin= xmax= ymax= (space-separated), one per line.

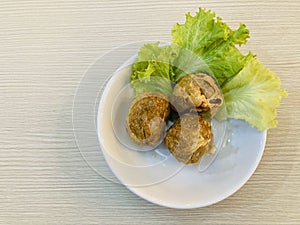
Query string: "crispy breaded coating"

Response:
xmin=126 ymin=92 xmax=170 ymax=146
xmin=164 ymin=113 xmax=213 ymax=164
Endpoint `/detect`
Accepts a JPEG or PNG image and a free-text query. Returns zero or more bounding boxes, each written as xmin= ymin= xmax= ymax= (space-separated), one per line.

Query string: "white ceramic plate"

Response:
xmin=97 ymin=55 xmax=267 ymax=208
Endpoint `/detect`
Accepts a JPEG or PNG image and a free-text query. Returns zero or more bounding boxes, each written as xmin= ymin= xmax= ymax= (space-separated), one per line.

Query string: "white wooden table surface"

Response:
xmin=0 ymin=0 xmax=299 ymax=224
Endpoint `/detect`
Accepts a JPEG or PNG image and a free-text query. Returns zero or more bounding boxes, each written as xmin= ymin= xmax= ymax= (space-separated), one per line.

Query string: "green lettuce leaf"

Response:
xmin=130 ymin=42 xmax=180 ymax=95
xmin=129 ymin=7 xmax=287 ymax=130
xmin=222 ymin=58 xmax=288 ymax=130
xmin=172 ymin=8 xmax=251 ymax=85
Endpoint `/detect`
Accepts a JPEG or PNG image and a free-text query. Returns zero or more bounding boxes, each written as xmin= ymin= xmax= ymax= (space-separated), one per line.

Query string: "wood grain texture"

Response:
xmin=0 ymin=0 xmax=299 ymax=224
